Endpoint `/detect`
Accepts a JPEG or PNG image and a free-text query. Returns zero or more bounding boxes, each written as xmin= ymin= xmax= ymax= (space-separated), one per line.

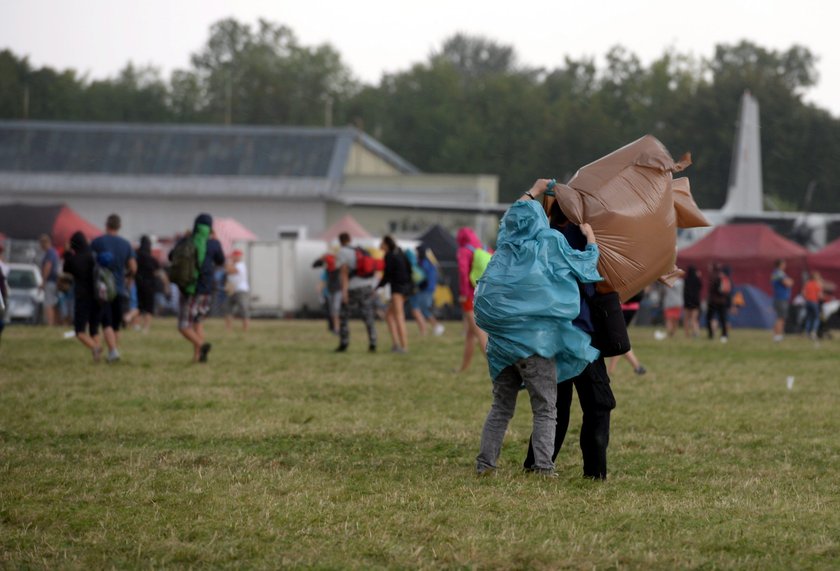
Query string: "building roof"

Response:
xmin=0 ymin=120 xmax=418 ymax=180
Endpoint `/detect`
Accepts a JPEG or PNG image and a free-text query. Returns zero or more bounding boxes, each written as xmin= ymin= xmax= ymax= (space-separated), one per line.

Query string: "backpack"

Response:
xmin=468 ymin=246 xmax=492 ymax=287
xmin=411 ymin=263 xmax=426 ymax=285
xmin=169 ymin=238 xmax=198 ymax=292
xmin=93 ymin=263 xmax=117 ymax=303
xmin=324 ymin=253 xmax=336 ymax=272
xmin=353 ymin=247 xmax=377 ymax=278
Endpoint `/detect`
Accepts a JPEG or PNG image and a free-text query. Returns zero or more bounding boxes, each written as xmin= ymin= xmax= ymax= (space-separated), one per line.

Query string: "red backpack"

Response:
xmin=354 ymin=247 xmax=377 ymax=278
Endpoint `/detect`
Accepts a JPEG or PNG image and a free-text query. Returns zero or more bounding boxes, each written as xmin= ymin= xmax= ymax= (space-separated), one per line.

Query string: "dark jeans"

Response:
xmin=706 ymin=303 xmax=728 ymax=338
xmin=524 ymin=357 xmax=616 ymax=479
xmin=100 ymin=294 xmax=126 ymax=331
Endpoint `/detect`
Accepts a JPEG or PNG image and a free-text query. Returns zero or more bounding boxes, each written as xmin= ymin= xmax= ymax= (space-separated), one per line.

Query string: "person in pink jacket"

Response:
xmin=456 ymin=227 xmax=489 ymax=373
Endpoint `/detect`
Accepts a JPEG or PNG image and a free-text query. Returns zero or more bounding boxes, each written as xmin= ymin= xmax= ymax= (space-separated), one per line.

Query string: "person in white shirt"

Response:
xmin=224 ymin=249 xmax=250 ymax=332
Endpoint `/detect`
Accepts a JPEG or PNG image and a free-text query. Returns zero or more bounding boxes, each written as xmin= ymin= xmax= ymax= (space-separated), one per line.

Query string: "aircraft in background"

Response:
xmin=680 ymin=91 xmax=840 ymax=249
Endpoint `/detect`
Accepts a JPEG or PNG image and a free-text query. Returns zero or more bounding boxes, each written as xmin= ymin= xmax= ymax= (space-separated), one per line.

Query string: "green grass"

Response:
xmin=1 ymin=319 xmax=838 ymax=569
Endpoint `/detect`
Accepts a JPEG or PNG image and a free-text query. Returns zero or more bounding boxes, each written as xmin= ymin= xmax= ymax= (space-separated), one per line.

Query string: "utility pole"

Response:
xmin=225 ymin=70 xmax=232 ymax=125
xmin=324 ymin=96 xmax=333 ymax=127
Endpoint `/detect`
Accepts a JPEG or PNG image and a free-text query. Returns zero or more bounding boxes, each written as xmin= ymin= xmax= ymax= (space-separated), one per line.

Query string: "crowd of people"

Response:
xmin=634 ymin=259 xmax=834 ymax=344
xmin=6 ymin=212 xmax=251 ymax=364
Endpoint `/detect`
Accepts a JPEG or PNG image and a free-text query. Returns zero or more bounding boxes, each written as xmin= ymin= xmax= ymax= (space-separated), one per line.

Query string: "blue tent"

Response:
xmin=721 ymin=284 xmax=776 ymax=329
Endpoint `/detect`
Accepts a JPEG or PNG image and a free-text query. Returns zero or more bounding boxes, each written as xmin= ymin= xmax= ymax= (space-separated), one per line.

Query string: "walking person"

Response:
xmin=683 ymin=265 xmax=702 ymax=337
xmin=336 ymin=232 xmax=377 ymax=353
xmin=608 ymin=291 xmax=646 ymax=375
xmin=313 ymin=250 xmax=341 ymax=334
xmin=0 ymin=244 xmax=8 ymax=348
xmin=39 ymin=234 xmax=61 ymax=326
xmin=171 ymin=213 xmax=225 ymax=363
xmin=62 ymin=231 xmax=103 ymax=361
xmin=91 ymin=214 xmax=137 ymax=362
xmin=376 ymin=235 xmax=412 ymax=353
xmin=409 ymin=245 xmax=445 ymax=336
xmin=455 ymin=227 xmax=489 ymax=372
xmin=771 ymin=259 xmax=794 ymax=342
xmin=706 ymin=263 xmax=732 ymax=342
xmin=663 ymin=277 xmax=684 ymax=338
xmin=224 ymin=249 xmax=251 ymax=332
xmin=475 ymin=179 xmax=602 ymax=477
xmin=802 ymin=271 xmax=823 ymax=340
xmin=135 ymin=235 xmax=166 ymax=333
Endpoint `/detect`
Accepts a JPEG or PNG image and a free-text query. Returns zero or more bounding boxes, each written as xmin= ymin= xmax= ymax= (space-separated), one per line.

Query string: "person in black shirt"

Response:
xmin=683 ymin=265 xmax=702 ymax=337
xmin=376 ymin=235 xmax=413 ymax=353
xmin=0 ymin=244 xmax=7 ymax=348
xmin=62 ymin=231 xmax=103 ymax=361
xmin=135 ymin=235 xmax=165 ymax=333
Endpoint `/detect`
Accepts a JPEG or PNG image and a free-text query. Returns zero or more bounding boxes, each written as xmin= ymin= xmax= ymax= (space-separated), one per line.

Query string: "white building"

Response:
xmin=0 ymin=121 xmax=500 ymax=243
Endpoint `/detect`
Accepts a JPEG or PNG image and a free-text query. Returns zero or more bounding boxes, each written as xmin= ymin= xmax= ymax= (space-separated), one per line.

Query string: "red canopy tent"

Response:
xmin=806 ymin=237 xmax=840 ymax=290
xmin=0 ymin=203 xmax=102 ymax=250
xmin=677 ymin=224 xmax=808 ymax=296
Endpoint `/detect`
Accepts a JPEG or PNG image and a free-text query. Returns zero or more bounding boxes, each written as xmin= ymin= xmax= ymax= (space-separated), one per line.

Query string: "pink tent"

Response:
xmin=319 ymin=214 xmax=372 ymax=242
xmin=213 ymin=217 xmax=257 ymax=255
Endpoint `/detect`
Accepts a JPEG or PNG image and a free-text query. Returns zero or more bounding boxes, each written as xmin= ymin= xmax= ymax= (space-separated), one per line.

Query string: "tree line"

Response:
xmin=2 ymin=18 xmax=839 ymax=211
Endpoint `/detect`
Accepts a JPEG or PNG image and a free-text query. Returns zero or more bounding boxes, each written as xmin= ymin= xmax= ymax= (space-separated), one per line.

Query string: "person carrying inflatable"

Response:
xmin=474 ymin=179 xmax=602 ymax=477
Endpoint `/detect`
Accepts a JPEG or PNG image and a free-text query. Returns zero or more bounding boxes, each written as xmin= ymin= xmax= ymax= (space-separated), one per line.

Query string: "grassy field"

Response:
xmin=0 ymin=318 xmax=838 ymax=569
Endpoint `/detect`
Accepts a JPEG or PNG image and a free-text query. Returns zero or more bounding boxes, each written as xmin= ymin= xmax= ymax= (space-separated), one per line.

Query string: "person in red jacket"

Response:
xmin=455 ymin=227 xmax=489 ymax=373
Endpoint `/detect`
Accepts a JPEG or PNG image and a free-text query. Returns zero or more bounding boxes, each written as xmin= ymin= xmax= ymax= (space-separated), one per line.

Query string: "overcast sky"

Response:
xmin=2 ymin=0 xmax=839 ymax=117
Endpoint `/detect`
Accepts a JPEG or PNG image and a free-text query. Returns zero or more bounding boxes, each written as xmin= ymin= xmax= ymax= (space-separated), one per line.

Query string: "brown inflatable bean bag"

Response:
xmin=544 ymin=135 xmax=710 ymax=302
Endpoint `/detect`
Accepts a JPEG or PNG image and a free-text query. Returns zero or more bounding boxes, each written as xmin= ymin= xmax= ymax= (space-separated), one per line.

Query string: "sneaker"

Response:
xmin=92 ymin=347 xmax=103 ymax=363
xmin=773 ymin=334 xmax=783 ymax=342
xmin=198 ymin=343 xmax=212 ymax=363
xmin=476 ymin=467 xmax=496 ymax=478
xmin=433 ymin=324 xmax=445 ymax=336
xmin=335 ymin=344 xmax=348 ymax=353
xmin=530 ymin=468 xmax=558 ymax=479
xmin=720 ymin=336 xmax=729 ymax=344
xmin=106 ymin=349 xmax=120 ymax=364
xmin=368 ymin=344 xmax=376 ymax=353
xmin=634 ymin=365 xmax=647 ymax=375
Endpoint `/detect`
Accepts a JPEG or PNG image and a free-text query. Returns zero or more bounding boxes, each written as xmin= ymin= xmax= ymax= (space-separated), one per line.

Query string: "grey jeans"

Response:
xmin=476 ymin=355 xmax=557 ymax=473
xmin=339 ymin=286 xmax=377 ymax=347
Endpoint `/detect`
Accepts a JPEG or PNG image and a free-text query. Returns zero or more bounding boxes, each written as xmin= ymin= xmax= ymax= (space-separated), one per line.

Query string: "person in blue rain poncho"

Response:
xmin=474 ymin=179 xmax=601 ymax=477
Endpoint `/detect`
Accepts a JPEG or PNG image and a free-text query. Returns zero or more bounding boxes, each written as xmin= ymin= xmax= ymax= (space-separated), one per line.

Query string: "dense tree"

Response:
xmin=184 ymin=18 xmax=357 ymax=125
xmin=84 ymin=64 xmax=171 ymax=122
xmin=1 ymin=20 xmax=839 ymax=212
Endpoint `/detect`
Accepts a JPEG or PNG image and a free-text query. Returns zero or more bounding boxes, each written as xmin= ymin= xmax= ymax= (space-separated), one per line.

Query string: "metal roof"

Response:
xmin=0 ymin=121 xmax=418 ymax=180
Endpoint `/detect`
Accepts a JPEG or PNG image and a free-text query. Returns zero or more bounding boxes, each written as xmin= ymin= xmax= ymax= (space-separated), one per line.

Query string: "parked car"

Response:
xmin=6 ymin=263 xmax=44 ymax=324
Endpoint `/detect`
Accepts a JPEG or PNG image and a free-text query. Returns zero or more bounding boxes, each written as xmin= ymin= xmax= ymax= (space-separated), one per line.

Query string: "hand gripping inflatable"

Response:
xmin=544 ymin=135 xmax=710 ymax=302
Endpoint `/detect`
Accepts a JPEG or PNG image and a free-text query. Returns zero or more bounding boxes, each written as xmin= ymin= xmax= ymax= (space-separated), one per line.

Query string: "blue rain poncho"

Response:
xmin=474 ymin=199 xmax=602 ymax=382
